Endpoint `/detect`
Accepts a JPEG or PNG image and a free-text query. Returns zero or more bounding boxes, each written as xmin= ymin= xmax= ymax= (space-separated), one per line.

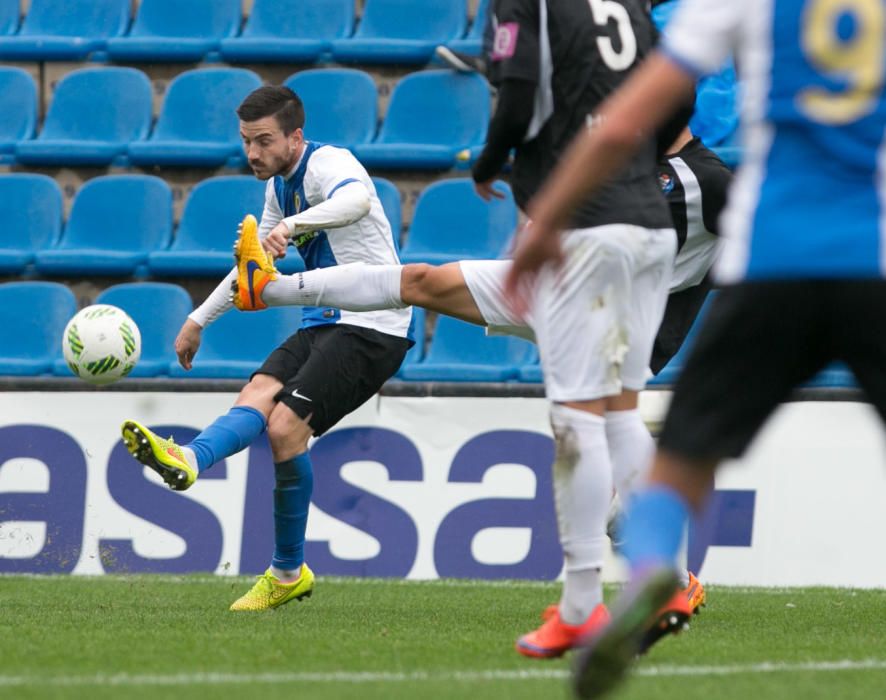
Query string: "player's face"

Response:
xmin=240 ymin=117 xmax=303 ymax=180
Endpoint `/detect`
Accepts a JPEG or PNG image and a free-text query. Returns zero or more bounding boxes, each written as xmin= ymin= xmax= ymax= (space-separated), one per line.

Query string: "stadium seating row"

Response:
xmin=0 ymin=173 xmax=516 ymax=276
xmin=0 ymin=280 xmax=538 ymax=381
xmin=0 ymin=0 xmax=487 ymax=63
xmin=0 ymin=280 xmax=856 ymax=386
xmin=0 ymin=66 xmax=489 ymax=169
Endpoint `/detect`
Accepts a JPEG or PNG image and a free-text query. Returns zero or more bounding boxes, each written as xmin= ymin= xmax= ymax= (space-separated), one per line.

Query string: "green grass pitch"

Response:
xmin=1 ymin=576 xmax=885 ymax=700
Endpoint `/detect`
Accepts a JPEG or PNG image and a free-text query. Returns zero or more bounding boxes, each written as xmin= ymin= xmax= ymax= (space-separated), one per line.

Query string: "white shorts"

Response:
xmin=460 ymin=224 xmax=676 ymax=401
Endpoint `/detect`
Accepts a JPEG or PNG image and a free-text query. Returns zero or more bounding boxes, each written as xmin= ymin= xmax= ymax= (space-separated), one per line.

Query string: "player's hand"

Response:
xmin=174 ymin=318 xmax=203 ymax=371
xmin=263 ymin=221 xmax=290 ymax=259
xmin=504 ymin=220 xmax=564 ymax=317
xmin=474 ymin=179 xmax=506 ymax=202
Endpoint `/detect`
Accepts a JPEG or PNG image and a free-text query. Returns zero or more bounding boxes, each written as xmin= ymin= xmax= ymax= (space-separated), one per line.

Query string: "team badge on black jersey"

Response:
xmin=658 ymin=172 xmax=675 ymax=195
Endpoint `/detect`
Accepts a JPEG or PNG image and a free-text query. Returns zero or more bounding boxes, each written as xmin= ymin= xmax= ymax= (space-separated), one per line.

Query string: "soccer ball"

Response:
xmin=62 ymin=304 xmax=141 ymax=385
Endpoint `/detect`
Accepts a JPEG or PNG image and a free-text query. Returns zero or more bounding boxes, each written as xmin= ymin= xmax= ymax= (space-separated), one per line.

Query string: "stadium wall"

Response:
xmin=2 ymin=390 xmax=886 ymax=588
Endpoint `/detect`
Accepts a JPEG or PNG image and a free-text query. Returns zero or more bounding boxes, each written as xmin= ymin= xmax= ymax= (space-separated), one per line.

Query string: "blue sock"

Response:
xmin=187 ymin=406 xmax=266 ymax=473
xmin=619 ymin=486 xmax=690 ymax=571
xmin=271 ymin=452 xmax=313 ymax=572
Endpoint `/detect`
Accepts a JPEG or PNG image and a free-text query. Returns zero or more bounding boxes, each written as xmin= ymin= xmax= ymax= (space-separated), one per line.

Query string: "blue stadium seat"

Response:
xmin=399 ymin=315 xmax=535 ymax=382
xmin=0 ymin=0 xmax=18 ymax=35
xmin=168 ymin=306 xmax=302 ymax=379
xmin=353 ymin=71 xmax=489 ymax=169
xmin=0 ymin=282 xmax=76 ymax=376
xmin=220 ymin=0 xmax=354 ymax=63
xmin=517 ymin=348 xmax=542 ymax=383
xmin=0 ymin=174 xmax=63 ymax=274
xmin=0 ymin=68 xmax=37 ymax=161
xmin=371 ymin=177 xmax=402 ymax=244
xmin=713 ymin=142 xmax=742 ymax=169
xmin=150 ymin=175 xmax=277 ymax=277
xmin=801 ymin=362 xmax=858 ymax=389
xmin=331 ymin=0 xmax=466 ymax=64
xmin=399 ymin=179 xmax=516 ymax=265
xmin=284 ymin=69 xmax=377 ymax=150
xmin=653 ymin=0 xmax=739 ymax=151
xmin=395 ymin=306 xmax=425 ymax=377
xmin=49 ymin=283 xmax=193 ymax=378
xmin=35 ymin=175 xmax=172 ymax=277
xmin=106 ymin=0 xmax=241 ymax=62
xmin=0 ymin=0 xmax=130 ymax=60
xmin=128 ymin=68 xmax=262 ymax=168
xmin=444 ymin=0 xmax=489 ymax=56
xmin=15 ymin=68 xmax=152 ymax=167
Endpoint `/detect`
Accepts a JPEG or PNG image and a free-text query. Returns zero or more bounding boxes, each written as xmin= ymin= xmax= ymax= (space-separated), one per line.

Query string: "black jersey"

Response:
xmin=659 ymin=137 xmax=732 ymax=292
xmin=650 ymin=137 xmax=733 ymax=374
xmin=489 ymin=0 xmax=670 ymax=230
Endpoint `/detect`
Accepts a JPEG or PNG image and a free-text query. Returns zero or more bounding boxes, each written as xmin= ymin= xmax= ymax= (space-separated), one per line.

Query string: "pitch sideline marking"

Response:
xmin=1 ymin=660 xmax=885 ymax=687
xmin=2 ymin=574 xmax=869 ymax=596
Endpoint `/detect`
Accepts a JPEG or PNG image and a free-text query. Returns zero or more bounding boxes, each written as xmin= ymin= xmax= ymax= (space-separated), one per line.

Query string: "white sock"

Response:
xmin=181 ymin=446 xmax=198 ymax=472
xmin=561 ymin=568 xmax=603 ymax=626
xmin=270 ymin=565 xmax=301 ymax=582
xmin=605 ymin=408 xmax=691 ymax=586
xmin=550 ymin=404 xmax=610 ymax=625
xmin=262 ymin=262 xmax=406 ymax=311
xmin=605 ymin=409 xmax=654 ymax=501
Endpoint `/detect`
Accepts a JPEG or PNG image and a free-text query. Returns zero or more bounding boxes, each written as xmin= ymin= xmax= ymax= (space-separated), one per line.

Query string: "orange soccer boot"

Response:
xmin=232 ymin=213 xmax=278 ymax=311
xmin=516 ymin=603 xmax=611 ymax=659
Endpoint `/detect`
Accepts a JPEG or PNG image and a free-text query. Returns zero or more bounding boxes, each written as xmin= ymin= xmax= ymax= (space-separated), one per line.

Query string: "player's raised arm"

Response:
xmin=262 ymin=148 xmax=373 ymax=257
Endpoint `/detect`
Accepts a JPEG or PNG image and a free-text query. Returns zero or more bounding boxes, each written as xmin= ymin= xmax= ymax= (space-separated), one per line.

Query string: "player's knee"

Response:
xmin=401 ymin=263 xmax=433 ymax=305
xmin=236 ymin=374 xmax=278 ymax=410
xmin=550 ymin=404 xmax=583 ymax=468
xmin=266 ymin=406 xmax=311 ymax=457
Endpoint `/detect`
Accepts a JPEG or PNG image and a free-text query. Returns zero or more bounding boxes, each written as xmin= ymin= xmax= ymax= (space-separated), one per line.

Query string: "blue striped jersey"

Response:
xmin=260 ymin=142 xmax=412 ymax=338
xmin=663 ymin=0 xmax=886 ymax=282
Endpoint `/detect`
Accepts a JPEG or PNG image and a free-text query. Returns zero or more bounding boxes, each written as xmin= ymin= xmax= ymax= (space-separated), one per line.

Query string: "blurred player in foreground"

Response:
xmin=120 ymin=86 xmax=412 ymax=610
xmin=234 ymin=125 xmax=731 ymax=655
xmin=505 ymin=0 xmax=886 ymax=696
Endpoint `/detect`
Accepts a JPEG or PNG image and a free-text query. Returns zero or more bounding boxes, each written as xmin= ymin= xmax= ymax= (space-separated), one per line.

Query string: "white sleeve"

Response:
xmin=661 ymin=0 xmax=742 ymax=77
xmin=305 ymin=145 xmax=369 ymax=201
xmin=258 ymin=178 xmax=284 ymax=240
xmin=282 ymin=181 xmax=370 ymax=234
xmin=188 ymin=268 xmax=236 ymax=328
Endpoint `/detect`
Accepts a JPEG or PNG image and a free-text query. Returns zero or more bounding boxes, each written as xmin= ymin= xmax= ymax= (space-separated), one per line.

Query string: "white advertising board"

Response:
xmin=1 ymin=392 xmax=885 ymax=587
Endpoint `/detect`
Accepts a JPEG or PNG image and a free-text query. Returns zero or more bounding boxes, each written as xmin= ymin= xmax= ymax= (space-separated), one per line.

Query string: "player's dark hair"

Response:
xmin=237 ymin=85 xmax=305 ymax=135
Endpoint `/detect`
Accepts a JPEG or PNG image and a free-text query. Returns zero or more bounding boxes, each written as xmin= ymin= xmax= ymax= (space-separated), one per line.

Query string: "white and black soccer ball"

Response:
xmin=62 ymin=304 xmax=141 ymax=385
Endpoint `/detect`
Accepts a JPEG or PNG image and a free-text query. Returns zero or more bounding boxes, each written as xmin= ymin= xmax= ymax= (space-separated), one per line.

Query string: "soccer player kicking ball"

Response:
xmin=121 ymin=85 xmax=413 ymax=611
xmin=506 ymin=0 xmax=886 ymax=696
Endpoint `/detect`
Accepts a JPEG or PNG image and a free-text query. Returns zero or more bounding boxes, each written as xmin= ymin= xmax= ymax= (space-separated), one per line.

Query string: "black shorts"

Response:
xmin=650 ymin=278 xmax=712 ymax=375
xmin=254 ymin=324 xmax=410 ymax=436
xmin=659 ymin=280 xmax=886 ymax=461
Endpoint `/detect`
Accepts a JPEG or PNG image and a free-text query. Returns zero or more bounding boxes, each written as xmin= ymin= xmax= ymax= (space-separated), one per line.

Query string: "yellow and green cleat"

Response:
xmin=230 ymin=565 xmax=315 ymax=611
xmin=121 ymin=420 xmax=197 ymax=491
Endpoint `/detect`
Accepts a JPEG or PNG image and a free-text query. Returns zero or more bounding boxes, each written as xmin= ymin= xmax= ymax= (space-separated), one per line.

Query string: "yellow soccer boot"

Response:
xmin=121 ymin=420 xmax=197 ymax=491
xmin=230 ymin=564 xmax=315 ymax=611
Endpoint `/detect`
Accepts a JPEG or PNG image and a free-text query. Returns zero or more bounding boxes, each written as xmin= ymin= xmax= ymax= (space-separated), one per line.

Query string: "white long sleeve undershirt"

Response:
xmin=283 ymin=181 xmax=370 ymax=235
xmin=187 ymin=181 xmax=371 ymax=328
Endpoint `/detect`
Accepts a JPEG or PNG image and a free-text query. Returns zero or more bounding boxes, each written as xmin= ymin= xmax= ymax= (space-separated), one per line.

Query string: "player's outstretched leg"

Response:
xmin=232 ymin=213 xmax=278 ymax=311
xmin=572 ymin=567 xmax=681 ymax=699
xmin=517 ymin=603 xmax=610 ymax=659
xmin=121 ymin=420 xmax=198 ymax=491
xmin=229 ymin=564 xmax=315 ymax=611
